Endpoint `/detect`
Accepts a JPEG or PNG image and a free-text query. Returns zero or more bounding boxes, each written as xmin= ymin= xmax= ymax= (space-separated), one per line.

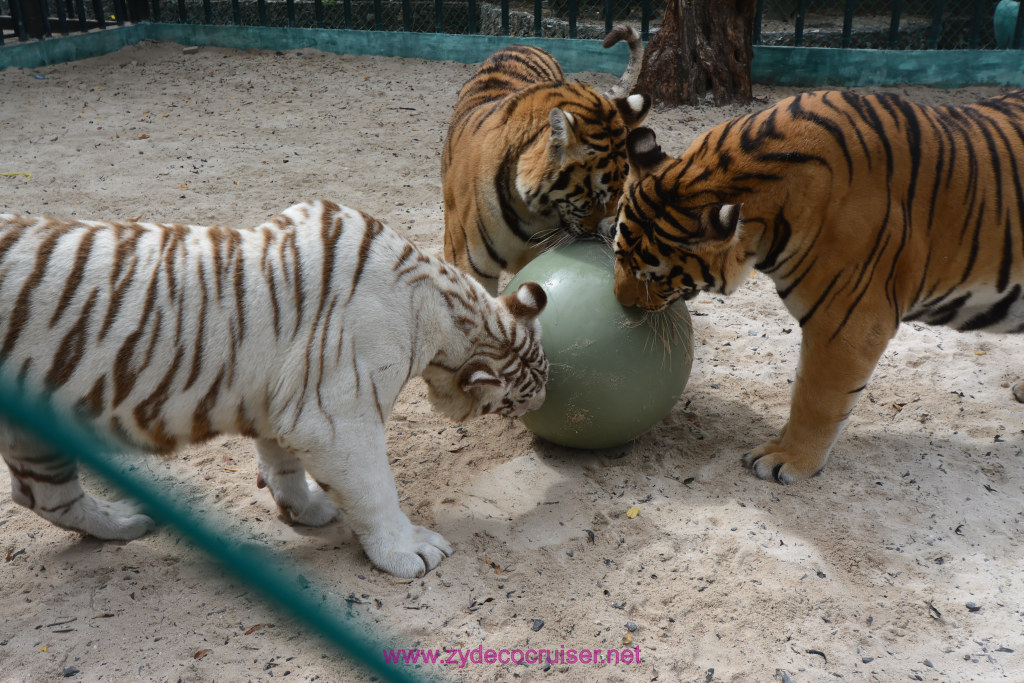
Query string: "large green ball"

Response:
xmin=505 ymin=240 xmax=693 ymax=449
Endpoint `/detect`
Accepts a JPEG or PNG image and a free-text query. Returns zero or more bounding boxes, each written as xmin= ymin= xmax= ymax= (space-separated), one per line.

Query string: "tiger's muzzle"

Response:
xmin=613 ymin=261 xmax=667 ymax=311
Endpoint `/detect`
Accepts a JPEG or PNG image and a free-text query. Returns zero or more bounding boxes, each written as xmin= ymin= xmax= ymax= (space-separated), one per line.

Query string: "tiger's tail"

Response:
xmin=602 ymin=25 xmax=644 ymax=99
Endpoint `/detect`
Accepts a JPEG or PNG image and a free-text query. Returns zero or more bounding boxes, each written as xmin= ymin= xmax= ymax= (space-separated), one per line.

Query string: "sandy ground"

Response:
xmin=1 ymin=41 xmax=1022 ymax=683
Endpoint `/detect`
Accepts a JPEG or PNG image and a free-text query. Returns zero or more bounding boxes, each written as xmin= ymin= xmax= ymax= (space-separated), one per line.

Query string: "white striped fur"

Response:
xmin=0 ymin=200 xmax=548 ymax=578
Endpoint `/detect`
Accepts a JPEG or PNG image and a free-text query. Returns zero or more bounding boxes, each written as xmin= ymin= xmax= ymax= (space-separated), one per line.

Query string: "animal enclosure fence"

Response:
xmin=3 ymin=0 xmax=1023 ymax=49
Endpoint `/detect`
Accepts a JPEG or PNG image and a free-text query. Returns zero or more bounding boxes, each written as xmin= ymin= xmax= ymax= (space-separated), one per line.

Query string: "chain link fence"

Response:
xmin=138 ymin=0 xmax=661 ymax=38
xmin=2 ymin=0 xmax=144 ymax=42
xmin=3 ymin=1 xmax=1023 ymax=51
xmin=757 ymin=0 xmax=1022 ymax=49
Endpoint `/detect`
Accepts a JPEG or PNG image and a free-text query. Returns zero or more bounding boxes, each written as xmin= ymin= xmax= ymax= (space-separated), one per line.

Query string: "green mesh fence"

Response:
xmin=143 ymin=0 xmax=661 ymax=37
xmin=0 ymin=378 xmax=423 ymax=683
xmin=755 ymin=0 xmax=1017 ymax=49
xmin=4 ymin=0 xmax=1024 ymax=49
xmin=143 ymin=0 xmax=1023 ymax=48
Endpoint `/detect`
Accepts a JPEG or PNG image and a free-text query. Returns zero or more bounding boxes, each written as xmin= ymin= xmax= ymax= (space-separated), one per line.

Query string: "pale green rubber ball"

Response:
xmin=505 ymin=240 xmax=694 ymax=449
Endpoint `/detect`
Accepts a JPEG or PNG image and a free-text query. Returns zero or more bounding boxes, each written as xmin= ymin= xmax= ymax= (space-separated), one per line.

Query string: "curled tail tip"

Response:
xmin=603 ymin=24 xmax=640 ymax=49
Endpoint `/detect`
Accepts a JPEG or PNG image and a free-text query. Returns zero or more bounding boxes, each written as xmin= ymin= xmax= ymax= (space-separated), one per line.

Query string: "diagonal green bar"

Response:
xmin=0 ymin=379 xmax=423 ymax=683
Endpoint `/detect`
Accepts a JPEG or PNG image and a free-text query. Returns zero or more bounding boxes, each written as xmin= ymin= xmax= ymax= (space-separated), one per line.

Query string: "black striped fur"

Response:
xmin=442 ymin=26 xmax=651 ymax=294
xmin=0 ymin=200 xmax=549 ymax=578
xmin=612 ymin=89 xmax=1024 ymax=483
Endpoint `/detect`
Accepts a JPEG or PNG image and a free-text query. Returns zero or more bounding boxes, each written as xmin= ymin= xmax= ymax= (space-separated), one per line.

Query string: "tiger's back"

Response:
xmin=657 ymin=89 xmax=1024 ymax=333
xmin=0 ymin=212 xmax=289 ymax=450
xmin=611 ymin=88 xmax=1024 ymax=483
xmin=442 ymin=27 xmax=651 ymax=294
xmin=445 ymin=44 xmax=566 ymax=126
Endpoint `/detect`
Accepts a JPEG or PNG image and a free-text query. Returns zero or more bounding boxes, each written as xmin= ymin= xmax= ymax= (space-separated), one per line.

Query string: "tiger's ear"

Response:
xmin=502 ymin=282 xmax=547 ymax=321
xmin=458 ymin=361 xmax=503 ymax=391
xmin=615 ymin=93 xmax=652 ymax=128
xmin=706 ymin=203 xmax=743 ymax=241
xmin=626 ymin=127 xmax=667 ymax=180
xmin=548 ymin=108 xmax=579 ymax=155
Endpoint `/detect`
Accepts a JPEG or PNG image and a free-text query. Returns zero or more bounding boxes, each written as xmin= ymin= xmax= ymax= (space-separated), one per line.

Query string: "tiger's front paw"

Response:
xmin=742 ymin=441 xmax=826 ymax=484
xmin=361 ymin=525 xmax=454 ymax=579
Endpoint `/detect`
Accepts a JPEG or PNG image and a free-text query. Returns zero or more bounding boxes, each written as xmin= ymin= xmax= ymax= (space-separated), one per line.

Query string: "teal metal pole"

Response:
xmin=0 ymin=380 xmax=423 ymax=683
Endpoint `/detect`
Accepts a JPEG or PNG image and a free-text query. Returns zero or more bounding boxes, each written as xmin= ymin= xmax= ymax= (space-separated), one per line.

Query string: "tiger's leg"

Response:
xmin=742 ymin=327 xmax=891 ymax=483
xmin=1 ymin=430 xmax=153 ymax=539
xmin=442 ymin=223 xmax=501 ymax=295
xmin=254 ymin=439 xmax=339 ymax=527
xmin=1012 ymin=381 xmax=1024 ymax=403
xmin=290 ymin=423 xmax=452 ymax=579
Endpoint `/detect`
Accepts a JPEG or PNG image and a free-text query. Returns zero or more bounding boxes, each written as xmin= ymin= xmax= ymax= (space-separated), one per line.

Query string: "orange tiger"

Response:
xmin=442 ymin=25 xmax=652 ymax=294
xmin=611 ymin=89 xmax=1024 ymax=483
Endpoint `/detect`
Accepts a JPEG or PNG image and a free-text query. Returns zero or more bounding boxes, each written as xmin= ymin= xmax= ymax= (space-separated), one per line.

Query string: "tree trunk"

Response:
xmin=635 ymin=0 xmax=757 ymax=107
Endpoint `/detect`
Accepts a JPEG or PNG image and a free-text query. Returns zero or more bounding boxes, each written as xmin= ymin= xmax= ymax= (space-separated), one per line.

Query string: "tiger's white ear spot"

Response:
xmin=549 ymin=108 xmax=575 ymax=149
xmin=630 ymin=128 xmax=657 ymax=156
xmin=708 ymin=203 xmax=742 ymax=242
xmin=465 ymin=368 xmax=502 ymax=388
xmin=516 ymin=283 xmax=539 ymax=310
xmin=716 ymin=205 xmax=741 ymax=229
xmin=615 ymin=93 xmax=651 ymax=127
xmin=719 ymin=204 xmax=741 ymax=233
xmin=625 ymin=127 xmax=666 ymax=180
xmin=458 ymin=359 xmax=504 ymax=391
xmin=506 ymin=282 xmax=547 ymax=320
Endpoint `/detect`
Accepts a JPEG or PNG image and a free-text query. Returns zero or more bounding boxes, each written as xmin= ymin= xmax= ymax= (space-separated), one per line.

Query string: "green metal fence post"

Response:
xmin=1014 ymin=1 xmax=1024 ymax=49
xmin=888 ymin=0 xmax=902 ymax=48
xmin=0 ymin=381 xmax=425 ymax=683
xmin=927 ymin=0 xmax=945 ymax=49
xmin=795 ymin=0 xmax=807 ymax=46
xmin=841 ymin=0 xmax=855 ymax=48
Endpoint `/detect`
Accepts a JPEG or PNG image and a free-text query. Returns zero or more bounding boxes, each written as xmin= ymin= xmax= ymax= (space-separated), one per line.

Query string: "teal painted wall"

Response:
xmin=141 ymin=24 xmax=635 ymax=74
xmin=0 ymin=25 xmax=147 ymax=69
xmin=753 ymin=45 xmax=1024 ymax=88
xmin=3 ymin=24 xmax=1024 ymax=88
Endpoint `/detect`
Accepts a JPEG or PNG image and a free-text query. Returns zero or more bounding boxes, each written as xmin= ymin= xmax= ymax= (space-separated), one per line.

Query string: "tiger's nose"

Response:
xmin=596 ymin=215 xmax=617 ymax=240
xmin=515 ymin=387 xmax=546 ymax=416
xmin=613 ymin=262 xmax=640 ymax=307
xmin=578 ymin=206 xmax=611 ymax=234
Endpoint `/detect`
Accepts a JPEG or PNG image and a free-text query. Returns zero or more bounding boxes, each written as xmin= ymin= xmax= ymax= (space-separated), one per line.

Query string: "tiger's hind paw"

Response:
xmin=742 ymin=443 xmax=824 ymax=484
xmin=63 ymin=496 xmax=155 ymax=540
xmin=1012 ymin=380 xmax=1024 ymax=403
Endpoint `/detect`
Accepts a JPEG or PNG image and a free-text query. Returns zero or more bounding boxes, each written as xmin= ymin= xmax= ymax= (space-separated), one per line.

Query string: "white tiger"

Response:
xmin=0 ymin=200 xmax=548 ymax=578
